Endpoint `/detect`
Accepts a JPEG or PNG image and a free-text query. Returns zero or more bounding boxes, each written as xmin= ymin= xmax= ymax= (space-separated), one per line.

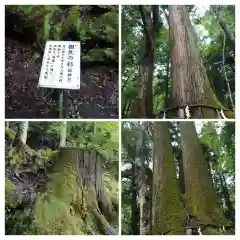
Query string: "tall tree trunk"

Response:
xmin=164 ymin=50 xmax=170 ymax=112
xmin=152 ymin=122 xmax=184 ymax=234
xmin=5 ymin=121 xmax=9 ymax=129
xmin=179 ymin=122 xmax=231 ymax=234
xmin=136 ymin=125 xmax=147 ymax=235
xmin=221 ymin=32 xmax=235 ymax=112
xmin=125 ymin=99 xmax=132 ymax=117
xmin=59 ymin=121 xmax=67 ymax=148
xmin=132 ymin=51 xmax=154 ymax=118
xmin=168 ymin=5 xmax=234 ymax=119
xmin=122 ymin=98 xmax=129 ymax=118
xmin=132 ymin=6 xmax=160 ymax=118
xmin=219 ymin=173 xmax=235 ymax=226
xmin=211 ymin=5 xmax=235 ymax=51
xmin=131 ymin=158 xmax=139 ymax=234
xmin=15 ymin=121 xmax=29 ymax=144
xmin=139 ymin=173 xmax=147 ymax=234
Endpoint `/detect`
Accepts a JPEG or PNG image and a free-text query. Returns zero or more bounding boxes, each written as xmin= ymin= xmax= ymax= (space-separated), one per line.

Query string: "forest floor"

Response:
xmin=5 ymin=38 xmax=118 ymax=119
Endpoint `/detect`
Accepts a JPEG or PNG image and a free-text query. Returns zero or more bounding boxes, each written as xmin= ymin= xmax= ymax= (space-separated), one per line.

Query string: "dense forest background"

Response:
xmin=122 ymin=5 xmax=235 ymax=119
xmin=5 ymin=121 xmax=119 ymax=235
xmin=121 ymin=121 xmax=235 ymax=235
xmin=5 ymin=5 xmax=119 ymax=119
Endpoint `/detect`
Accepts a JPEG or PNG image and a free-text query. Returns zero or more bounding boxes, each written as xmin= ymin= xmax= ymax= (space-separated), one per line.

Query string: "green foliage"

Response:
xmin=5 ymin=177 xmax=16 ymax=207
xmin=68 ymin=122 xmax=119 ymax=164
xmin=6 ymin=5 xmax=118 ymax=61
xmin=200 ymin=122 xmax=235 ymax=173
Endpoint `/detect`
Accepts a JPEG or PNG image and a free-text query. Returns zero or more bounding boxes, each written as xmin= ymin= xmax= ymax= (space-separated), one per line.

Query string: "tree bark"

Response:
xmin=136 ymin=125 xmax=147 ymax=235
xmin=152 ymin=122 xmax=184 ymax=234
xmin=168 ymin=5 xmax=234 ymax=119
xmin=50 ymin=148 xmax=117 ymax=235
xmin=178 ymin=157 xmax=185 ymax=194
xmin=131 ymin=158 xmax=139 ymax=234
xmin=15 ymin=121 xmax=29 ymax=144
xmin=132 ymin=6 xmax=160 ymax=118
xmin=59 ymin=121 xmax=67 ymax=148
xmin=179 ymin=122 xmax=231 ymax=234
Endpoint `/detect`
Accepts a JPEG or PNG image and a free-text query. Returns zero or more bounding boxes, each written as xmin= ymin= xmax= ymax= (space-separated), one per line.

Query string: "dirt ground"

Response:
xmin=5 ymin=38 xmax=118 ymax=119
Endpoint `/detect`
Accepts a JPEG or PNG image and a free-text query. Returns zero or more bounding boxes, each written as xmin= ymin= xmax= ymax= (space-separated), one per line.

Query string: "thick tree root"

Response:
xmin=90 ymin=207 xmax=118 ymax=235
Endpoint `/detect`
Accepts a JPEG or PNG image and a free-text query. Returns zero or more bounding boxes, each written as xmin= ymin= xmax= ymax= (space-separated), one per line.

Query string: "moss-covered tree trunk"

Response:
xmin=178 ymin=156 xmax=185 ymax=194
xmin=179 ymin=122 xmax=231 ymax=234
xmin=39 ymin=148 xmax=117 ymax=235
xmin=168 ymin=5 xmax=234 ymax=119
xmin=152 ymin=122 xmax=184 ymax=235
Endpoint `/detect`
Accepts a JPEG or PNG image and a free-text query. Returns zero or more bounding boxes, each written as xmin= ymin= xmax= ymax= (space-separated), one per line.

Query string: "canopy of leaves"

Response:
xmin=122 ymin=5 xmax=235 ymax=117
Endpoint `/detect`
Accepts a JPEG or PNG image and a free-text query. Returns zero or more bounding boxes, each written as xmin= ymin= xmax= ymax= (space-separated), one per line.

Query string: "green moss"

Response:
xmin=6 ymin=5 xmax=118 ymax=62
xmin=5 ymin=128 xmax=15 ymax=141
xmin=179 ymin=122 xmax=231 ymax=232
xmin=6 ymin=144 xmax=57 ymax=170
xmin=152 ymin=123 xmax=185 ymax=235
xmin=5 ymin=177 xmax=16 ymax=191
xmin=36 ymin=149 xmax=58 ymax=164
xmin=34 ymin=193 xmax=85 ymax=235
xmin=224 ymin=110 xmax=235 ymax=119
xmin=6 ymin=147 xmax=117 ymax=235
xmin=5 ymin=177 xmax=17 ymax=207
xmin=32 ymin=150 xmax=98 ymax=234
xmin=6 ymin=147 xmax=27 ymax=166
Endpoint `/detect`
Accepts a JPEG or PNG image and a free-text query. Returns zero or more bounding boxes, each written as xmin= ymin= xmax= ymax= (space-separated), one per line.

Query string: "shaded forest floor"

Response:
xmin=5 ymin=38 xmax=118 ymax=119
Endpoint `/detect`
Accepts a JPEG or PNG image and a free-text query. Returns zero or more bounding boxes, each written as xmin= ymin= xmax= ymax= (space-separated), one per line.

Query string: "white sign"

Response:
xmin=38 ymin=41 xmax=81 ymax=90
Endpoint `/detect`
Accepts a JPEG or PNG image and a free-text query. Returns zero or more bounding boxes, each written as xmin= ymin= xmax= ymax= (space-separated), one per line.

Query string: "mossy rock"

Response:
xmin=5 ymin=128 xmax=16 ymax=141
xmin=5 ymin=177 xmax=16 ymax=207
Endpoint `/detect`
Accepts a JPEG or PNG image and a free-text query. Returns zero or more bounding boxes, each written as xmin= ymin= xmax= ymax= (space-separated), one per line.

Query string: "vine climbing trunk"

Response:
xmin=152 ymin=122 xmax=184 ymax=235
xmin=168 ymin=5 xmax=234 ymax=119
xmin=179 ymin=122 xmax=231 ymax=234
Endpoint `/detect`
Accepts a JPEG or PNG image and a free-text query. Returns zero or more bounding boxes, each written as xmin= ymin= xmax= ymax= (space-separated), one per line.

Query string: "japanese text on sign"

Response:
xmin=38 ymin=41 xmax=81 ymax=90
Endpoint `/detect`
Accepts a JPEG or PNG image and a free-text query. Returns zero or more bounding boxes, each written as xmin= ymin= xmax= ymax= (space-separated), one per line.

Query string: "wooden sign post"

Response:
xmin=38 ymin=41 xmax=81 ymax=118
